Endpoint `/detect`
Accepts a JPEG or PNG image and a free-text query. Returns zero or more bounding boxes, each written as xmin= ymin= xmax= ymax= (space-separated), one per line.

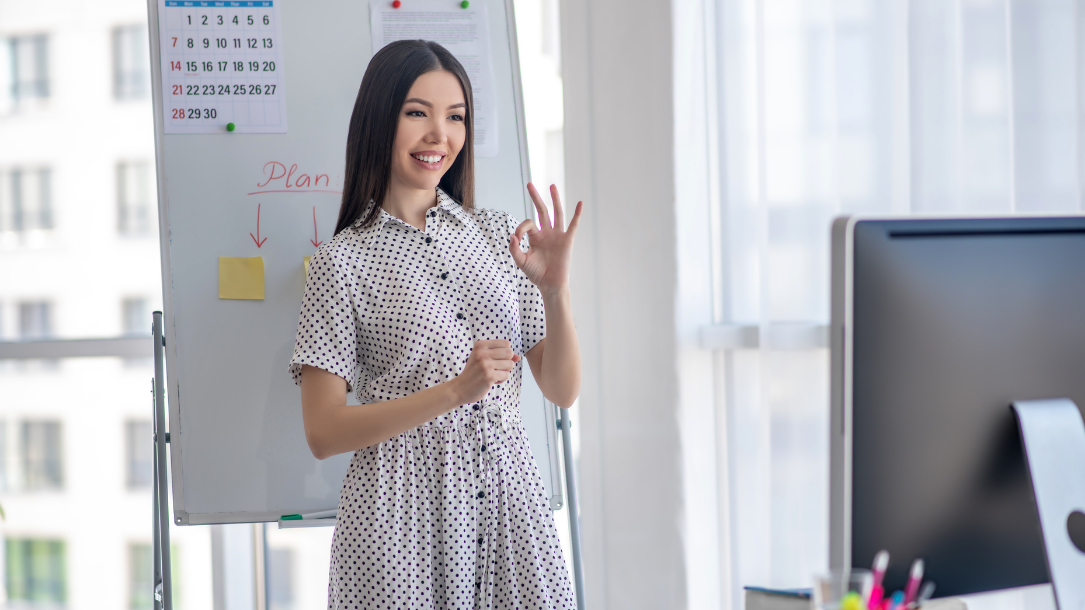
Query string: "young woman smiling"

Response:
xmin=289 ymin=40 xmax=582 ymax=609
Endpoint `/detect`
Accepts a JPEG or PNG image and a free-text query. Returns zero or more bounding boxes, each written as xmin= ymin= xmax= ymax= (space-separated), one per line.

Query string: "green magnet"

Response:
xmin=226 ymin=122 xmax=236 ymax=132
xmin=460 ymin=0 xmax=469 ymax=7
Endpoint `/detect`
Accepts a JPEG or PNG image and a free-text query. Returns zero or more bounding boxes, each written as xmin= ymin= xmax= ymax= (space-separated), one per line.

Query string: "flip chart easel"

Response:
xmin=145 ymin=0 xmax=584 ymax=607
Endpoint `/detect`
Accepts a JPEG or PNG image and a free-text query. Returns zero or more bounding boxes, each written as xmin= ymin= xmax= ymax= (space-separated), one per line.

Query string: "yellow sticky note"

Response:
xmin=218 ymin=256 xmax=265 ymax=300
xmin=304 ymin=256 xmax=311 ymax=275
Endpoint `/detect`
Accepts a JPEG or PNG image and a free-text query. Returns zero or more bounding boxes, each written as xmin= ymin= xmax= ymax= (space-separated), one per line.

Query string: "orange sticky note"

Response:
xmin=304 ymin=256 xmax=311 ymax=275
xmin=218 ymin=256 xmax=265 ymax=300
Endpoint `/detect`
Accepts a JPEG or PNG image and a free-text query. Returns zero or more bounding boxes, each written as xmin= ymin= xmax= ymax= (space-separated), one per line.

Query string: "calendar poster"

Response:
xmin=158 ymin=0 xmax=288 ymax=134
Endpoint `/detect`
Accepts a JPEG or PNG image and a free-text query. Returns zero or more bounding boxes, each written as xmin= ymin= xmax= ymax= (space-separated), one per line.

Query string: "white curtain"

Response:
xmin=712 ymin=0 xmax=1085 ymax=606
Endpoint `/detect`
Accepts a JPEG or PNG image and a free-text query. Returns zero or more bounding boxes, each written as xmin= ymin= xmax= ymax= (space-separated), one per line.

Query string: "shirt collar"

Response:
xmin=436 ymin=187 xmax=472 ymax=224
xmin=350 ymin=188 xmax=470 ymax=247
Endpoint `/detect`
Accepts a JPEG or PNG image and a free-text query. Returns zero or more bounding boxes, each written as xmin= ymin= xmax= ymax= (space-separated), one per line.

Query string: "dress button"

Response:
xmin=478 ymin=536 xmax=484 ymax=545
xmin=441 ymin=272 xmax=448 ymax=279
xmin=425 ymin=236 xmax=432 ymax=244
xmin=429 ymin=211 xmax=436 ymax=218
xmin=456 ymin=313 xmax=465 ymax=320
xmin=477 ymin=490 xmax=486 ymax=499
xmin=481 ymin=444 xmax=487 ymax=452
xmin=472 ymin=403 xmax=481 ymax=411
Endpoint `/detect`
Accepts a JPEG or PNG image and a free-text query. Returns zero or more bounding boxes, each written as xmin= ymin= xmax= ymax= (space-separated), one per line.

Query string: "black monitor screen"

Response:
xmin=851 ymin=217 xmax=1085 ymax=597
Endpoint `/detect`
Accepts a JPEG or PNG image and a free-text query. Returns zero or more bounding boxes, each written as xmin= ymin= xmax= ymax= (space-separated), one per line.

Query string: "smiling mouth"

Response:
xmin=411 ymin=153 xmax=445 ymax=165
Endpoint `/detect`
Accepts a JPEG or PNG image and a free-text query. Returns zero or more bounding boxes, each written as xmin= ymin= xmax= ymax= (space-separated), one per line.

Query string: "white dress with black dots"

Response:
xmin=289 ymin=188 xmax=575 ymax=609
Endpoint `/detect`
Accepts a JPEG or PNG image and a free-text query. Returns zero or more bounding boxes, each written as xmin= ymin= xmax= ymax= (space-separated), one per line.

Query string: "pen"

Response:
xmin=887 ymin=590 xmax=904 ymax=610
xmin=914 ymin=581 xmax=936 ymax=608
xmin=903 ymin=559 xmax=924 ymax=606
xmin=281 ymin=508 xmax=337 ymax=521
xmin=868 ymin=550 xmax=889 ymax=609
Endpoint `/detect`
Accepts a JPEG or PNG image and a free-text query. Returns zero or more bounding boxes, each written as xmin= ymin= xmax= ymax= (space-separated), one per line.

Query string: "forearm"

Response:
xmin=537 ymin=287 xmax=581 ymax=408
xmin=303 ymin=367 xmax=466 ymax=459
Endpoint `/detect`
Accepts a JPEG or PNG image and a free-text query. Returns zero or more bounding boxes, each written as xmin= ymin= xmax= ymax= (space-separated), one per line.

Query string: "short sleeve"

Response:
xmin=288 ymin=242 xmax=360 ymax=391
xmin=501 ymin=211 xmax=547 ymax=354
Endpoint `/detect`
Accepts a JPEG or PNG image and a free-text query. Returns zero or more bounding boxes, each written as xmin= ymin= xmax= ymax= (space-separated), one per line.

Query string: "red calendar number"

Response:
xmin=171 ymin=37 xmax=177 ymax=47
xmin=172 ymin=108 xmax=185 ymax=119
xmin=172 ymin=85 xmax=182 ymax=95
xmin=170 ymin=61 xmax=181 ymax=71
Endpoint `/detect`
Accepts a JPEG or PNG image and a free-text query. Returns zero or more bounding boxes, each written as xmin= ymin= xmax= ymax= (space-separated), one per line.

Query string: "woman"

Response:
xmin=289 ymin=39 xmax=582 ymax=609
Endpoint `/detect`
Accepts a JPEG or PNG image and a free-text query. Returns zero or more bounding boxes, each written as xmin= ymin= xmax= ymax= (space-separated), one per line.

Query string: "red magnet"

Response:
xmin=392 ymin=0 xmax=401 ymax=7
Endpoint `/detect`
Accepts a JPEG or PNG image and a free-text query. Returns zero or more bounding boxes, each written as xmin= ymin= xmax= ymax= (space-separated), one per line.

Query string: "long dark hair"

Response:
xmin=334 ymin=40 xmax=475 ymax=234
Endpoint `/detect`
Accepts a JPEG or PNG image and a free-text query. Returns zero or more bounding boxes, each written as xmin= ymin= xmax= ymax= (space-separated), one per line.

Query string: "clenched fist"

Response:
xmin=452 ymin=340 xmax=520 ymax=405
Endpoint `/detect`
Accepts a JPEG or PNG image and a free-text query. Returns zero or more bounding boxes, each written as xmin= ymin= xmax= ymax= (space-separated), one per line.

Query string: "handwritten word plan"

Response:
xmin=158 ymin=1 xmax=288 ymax=134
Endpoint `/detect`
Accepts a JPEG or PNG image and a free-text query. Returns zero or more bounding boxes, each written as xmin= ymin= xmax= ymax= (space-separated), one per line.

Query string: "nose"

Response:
xmin=425 ymin=116 xmax=448 ymax=144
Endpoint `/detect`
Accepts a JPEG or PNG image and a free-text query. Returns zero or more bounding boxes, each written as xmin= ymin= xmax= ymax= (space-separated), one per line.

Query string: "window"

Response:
xmin=128 ymin=543 xmax=152 ymax=609
xmin=21 ymin=420 xmax=63 ymax=491
xmin=125 ymin=420 xmax=152 ymax=489
xmin=267 ymin=547 xmax=295 ymax=610
xmin=113 ymin=25 xmax=149 ymax=100
xmin=18 ymin=301 xmax=53 ymax=340
xmin=122 ymin=298 xmax=149 ymax=336
xmin=7 ymin=35 xmax=49 ymax=105
xmin=117 ymin=162 xmax=153 ymax=236
xmin=0 ymin=168 xmax=54 ymax=233
xmin=5 ymin=538 xmax=67 ymax=605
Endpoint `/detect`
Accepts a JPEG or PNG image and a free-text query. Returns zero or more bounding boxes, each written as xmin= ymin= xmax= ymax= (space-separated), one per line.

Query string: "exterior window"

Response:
xmin=128 ymin=543 xmax=153 ymax=609
xmin=5 ymin=538 xmax=67 ymax=605
xmin=21 ymin=420 xmax=63 ymax=490
xmin=117 ymin=162 xmax=153 ymax=236
xmin=268 ymin=547 xmax=295 ymax=610
xmin=128 ymin=543 xmax=181 ymax=609
xmin=113 ymin=26 xmax=149 ymax=100
xmin=122 ymin=298 xmax=149 ymax=336
xmin=125 ymin=420 xmax=153 ymax=488
xmin=18 ymin=301 xmax=52 ymax=340
xmin=1 ymin=168 xmax=53 ymax=233
xmin=8 ymin=35 xmax=50 ymax=104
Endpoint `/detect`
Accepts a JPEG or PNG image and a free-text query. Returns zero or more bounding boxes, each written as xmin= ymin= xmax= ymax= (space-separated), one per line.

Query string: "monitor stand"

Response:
xmin=1012 ymin=398 xmax=1085 ymax=610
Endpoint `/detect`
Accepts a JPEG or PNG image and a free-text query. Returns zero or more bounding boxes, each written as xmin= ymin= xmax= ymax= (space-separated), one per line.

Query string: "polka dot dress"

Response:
xmin=289 ymin=188 xmax=575 ymax=609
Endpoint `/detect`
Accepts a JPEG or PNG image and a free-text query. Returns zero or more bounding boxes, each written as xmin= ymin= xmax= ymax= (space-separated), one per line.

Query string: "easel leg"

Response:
xmin=153 ymin=311 xmax=173 ymax=610
xmin=558 ymin=406 xmax=586 ymax=609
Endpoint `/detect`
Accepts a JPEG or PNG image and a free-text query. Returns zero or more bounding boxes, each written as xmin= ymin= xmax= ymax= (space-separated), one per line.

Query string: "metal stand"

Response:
xmin=152 ymin=311 xmax=173 ymax=610
xmin=1012 ymin=398 xmax=1085 ymax=610
xmin=557 ymin=406 xmax=586 ymax=609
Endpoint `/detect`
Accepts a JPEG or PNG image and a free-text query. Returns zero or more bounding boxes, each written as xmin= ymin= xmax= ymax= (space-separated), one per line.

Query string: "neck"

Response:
xmin=382 ymin=180 xmax=437 ymax=230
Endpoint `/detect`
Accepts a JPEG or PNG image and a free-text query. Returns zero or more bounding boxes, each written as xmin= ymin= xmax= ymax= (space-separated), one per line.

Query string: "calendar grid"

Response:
xmin=158 ymin=0 xmax=287 ymax=134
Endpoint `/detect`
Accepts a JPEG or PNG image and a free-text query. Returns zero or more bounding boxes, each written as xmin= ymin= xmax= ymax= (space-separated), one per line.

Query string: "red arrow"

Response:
xmin=250 ymin=203 xmax=268 ymax=247
xmin=310 ymin=206 xmax=323 ymax=248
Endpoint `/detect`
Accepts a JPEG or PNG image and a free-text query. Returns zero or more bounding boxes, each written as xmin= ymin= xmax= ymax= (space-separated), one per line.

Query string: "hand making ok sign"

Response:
xmin=509 ymin=183 xmax=583 ymax=295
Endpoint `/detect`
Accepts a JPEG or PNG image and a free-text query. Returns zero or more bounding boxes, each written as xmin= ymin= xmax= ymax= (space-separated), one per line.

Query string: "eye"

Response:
xmin=406 ymin=109 xmax=426 ymax=117
xmin=449 ymin=113 xmax=464 ymax=122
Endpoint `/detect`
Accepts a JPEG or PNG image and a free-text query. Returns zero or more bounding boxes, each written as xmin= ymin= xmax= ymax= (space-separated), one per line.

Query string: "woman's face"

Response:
xmin=389 ymin=69 xmax=467 ymax=194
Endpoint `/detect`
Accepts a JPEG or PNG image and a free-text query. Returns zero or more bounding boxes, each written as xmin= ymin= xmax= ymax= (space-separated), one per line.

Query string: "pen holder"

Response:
xmin=812 ymin=569 xmax=873 ymax=610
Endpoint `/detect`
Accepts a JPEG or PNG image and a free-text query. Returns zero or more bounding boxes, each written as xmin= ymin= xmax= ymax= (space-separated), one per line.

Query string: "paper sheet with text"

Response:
xmin=371 ymin=0 xmax=499 ymax=157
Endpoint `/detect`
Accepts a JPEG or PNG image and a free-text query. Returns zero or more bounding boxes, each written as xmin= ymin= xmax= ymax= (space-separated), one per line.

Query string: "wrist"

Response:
xmin=540 ymin=284 xmax=571 ymax=302
xmin=443 ymin=376 xmax=467 ymax=407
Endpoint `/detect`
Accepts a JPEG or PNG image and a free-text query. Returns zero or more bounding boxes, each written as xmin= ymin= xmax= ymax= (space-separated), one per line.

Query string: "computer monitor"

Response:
xmin=829 ymin=215 xmax=1085 ymax=598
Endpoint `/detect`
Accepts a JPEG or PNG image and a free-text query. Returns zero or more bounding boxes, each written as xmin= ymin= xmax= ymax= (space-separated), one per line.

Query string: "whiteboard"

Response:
xmin=147 ymin=0 xmax=563 ymax=525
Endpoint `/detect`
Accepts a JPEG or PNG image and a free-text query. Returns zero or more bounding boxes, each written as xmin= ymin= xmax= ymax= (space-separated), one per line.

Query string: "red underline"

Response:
xmin=247 ymin=189 xmax=342 ymax=195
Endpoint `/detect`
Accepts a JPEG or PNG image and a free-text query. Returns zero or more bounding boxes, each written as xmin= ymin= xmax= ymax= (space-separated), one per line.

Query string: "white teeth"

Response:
xmin=414 ymin=154 xmax=442 ymax=164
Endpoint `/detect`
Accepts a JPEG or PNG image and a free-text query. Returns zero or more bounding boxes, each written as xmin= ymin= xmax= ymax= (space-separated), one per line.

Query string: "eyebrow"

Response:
xmin=404 ymin=97 xmax=467 ymax=110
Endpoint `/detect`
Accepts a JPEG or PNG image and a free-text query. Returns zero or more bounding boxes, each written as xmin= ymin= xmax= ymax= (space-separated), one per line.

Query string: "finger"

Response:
xmin=483 ymin=346 xmax=516 ymax=361
xmin=513 ymin=219 xmax=537 ymax=241
xmin=566 ymin=201 xmax=584 ymax=236
xmin=550 ymin=184 xmax=565 ymax=230
xmin=491 ymin=359 xmax=516 ymax=372
xmin=509 ymin=234 xmax=527 ymax=268
xmin=526 ymin=182 xmax=552 ymax=229
xmin=492 ymin=370 xmax=512 ymax=384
